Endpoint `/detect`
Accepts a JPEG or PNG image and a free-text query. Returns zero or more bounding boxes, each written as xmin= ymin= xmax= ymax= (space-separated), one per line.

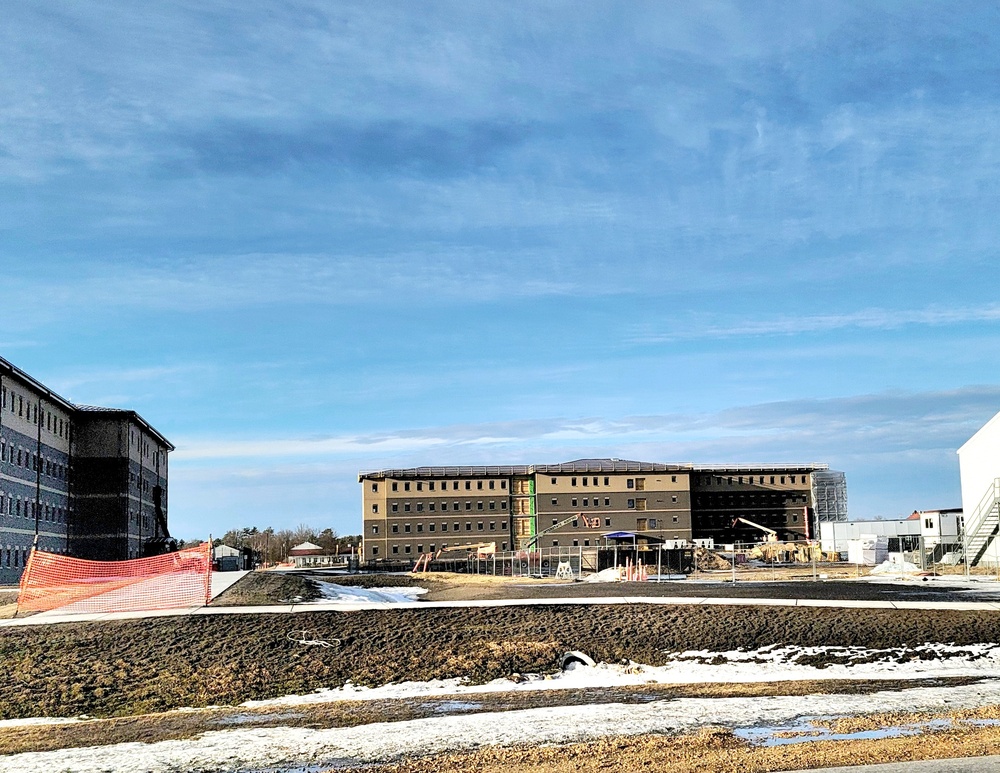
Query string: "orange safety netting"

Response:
xmin=17 ymin=543 xmax=213 ymax=615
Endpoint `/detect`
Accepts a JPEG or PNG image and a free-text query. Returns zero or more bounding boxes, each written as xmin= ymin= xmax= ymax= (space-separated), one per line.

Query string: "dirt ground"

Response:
xmin=4 ymin=599 xmax=1000 ymax=720
xmin=209 ymin=571 xmax=322 ymax=606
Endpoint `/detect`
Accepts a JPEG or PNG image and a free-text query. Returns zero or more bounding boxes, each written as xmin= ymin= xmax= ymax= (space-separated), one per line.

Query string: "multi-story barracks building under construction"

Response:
xmin=359 ymin=459 xmax=848 ymax=563
xmin=0 ymin=356 xmax=173 ymax=584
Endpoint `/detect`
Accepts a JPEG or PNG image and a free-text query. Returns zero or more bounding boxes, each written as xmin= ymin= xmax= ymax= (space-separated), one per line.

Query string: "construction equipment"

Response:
xmin=525 ymin=515 xmax=582 ymax=550
xmin=412 ymin=542 xmax=497 ymax=572
xmin=732 ymin=517 xmax=779 ymax=542
xmin=435 ymin=542 xmax=496 ymax=559
xmin=141 ymin=486 xmax=178 ymax=557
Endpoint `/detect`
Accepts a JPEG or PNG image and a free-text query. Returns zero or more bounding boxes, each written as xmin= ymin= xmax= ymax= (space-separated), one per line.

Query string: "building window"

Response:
xmin=429 ymin=482 xmax=436 ymax=491
xmin=371 ymin=525 xmax=379 ymax=534
xmin=572 ymin=498 xmax=578 ymax=506
xmin=571 ymin=477 xmax=577 ymax=486
xmin=417 ymin=503 xmax=424 ymax=512
xmin=466 ymin=522 xmax=472 ymax=531
xmin=605 ymin=518 xmax=611 ymax=526
xmin=372 ymin=483 xmax=378 ymax=492
xmin=404 ymin=545 xmax=411 ymax=554
xmin=477 ymin=501 xmax=484 ymax=510
xmin=429 ymin=523 xmax=436 ymax=532
xmin=604 ymin=498 xmax=610 ymax=505
xmin=454 ymin=522 xmax=460 ymax=531
xmin=392 ymin=482 xmax=398 ymax=491
xmin=671 ymin=475 xmax=676 ymax=483
xmin=583 ymin=498 xmax=588 ymax=506
xmin=429 ymin=503 xmax=436 ymax=511
xmin=627 ymin=479 xmax=634 ymax=488
xmin=489 ymin=501 xmax=496 ymax=510
xmin=552 ymin=540 xmax=559 ymax=547
xmin=671 ymin=496 xmax=677 ymax=503
xmin=477 ymin=522 xmax=484 ymax=531
xmin=392 ymin=546 xmax=399 ymax=554
xmin=404 ymin=524 xmax=411 ymax=532
xmin=372 ymin=546 xmax=379 ymax=555
xmin=391 ymin=504 xmax=399 ymax=513
xmin=627 ymin=499 xmax=635 ymax=508
xmin=551 ymin=498 xmax=558 ymax=505
xmin=453 ymin=481 xmax=459 ymax=490
xmin=465 ymin=481 xmax=471 ymax=490
xmin=404 ymin=503 xmax=411 ymax=512
xmin=442 ymin=523 xmax=448 ymax=532
xmin=673 ymin=515 xmax=679 ymax=523
xmin=551 ymin=477 xmax=557 ymax=485
xmin=501 ymin=480 xmax=507 ymax=489
xmin=582 ymin=477 xmax=588 ymax=486
xmin=417 ymin=482 xmax=423 ymax=491
xmin=391 ymin=524 xmax=399 ymax=533
xmin=501 ymin=501 xmax=507 ymax=509
xmin=501 ymin=521 xmax=507 ymax=529
xmin=417 ymin=523 xmax=423 ymax=532
xmin=453 ymin=503 xmax=460 ymax=511
xmin=489 ymin=522 xmax=496 ymax=530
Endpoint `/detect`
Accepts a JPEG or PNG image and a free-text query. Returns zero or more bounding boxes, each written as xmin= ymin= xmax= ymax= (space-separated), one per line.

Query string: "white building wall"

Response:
xmin=958 ymin=410 xmax=1000 ymax=523
xmin=820 ymin=519 xmax=920 ymax=553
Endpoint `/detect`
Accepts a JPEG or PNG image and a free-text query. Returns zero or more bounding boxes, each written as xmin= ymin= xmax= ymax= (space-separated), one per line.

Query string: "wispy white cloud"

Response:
xmin=631 ymin=305 xmax=1000 ymax=343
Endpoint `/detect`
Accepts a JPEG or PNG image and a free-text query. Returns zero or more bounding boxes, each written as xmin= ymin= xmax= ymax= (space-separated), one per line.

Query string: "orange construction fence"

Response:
xmin=17 ymin=543 xmax=213 ymax=615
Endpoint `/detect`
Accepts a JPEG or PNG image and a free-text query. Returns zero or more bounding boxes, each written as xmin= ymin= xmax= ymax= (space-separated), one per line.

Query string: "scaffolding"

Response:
xmin=813 ymin=470 xmax=848 ymax=523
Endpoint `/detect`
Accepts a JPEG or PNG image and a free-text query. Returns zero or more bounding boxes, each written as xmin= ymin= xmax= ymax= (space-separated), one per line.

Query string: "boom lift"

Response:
xmin=731 ymin=517 xmax=779 ymax=542
xmin=525 ymin=514 xmax=583 ymax=550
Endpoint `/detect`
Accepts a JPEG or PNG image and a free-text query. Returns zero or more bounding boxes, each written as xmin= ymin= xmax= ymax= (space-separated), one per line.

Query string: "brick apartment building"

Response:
xmin=359 ymin=459 xmax=844 ymax=562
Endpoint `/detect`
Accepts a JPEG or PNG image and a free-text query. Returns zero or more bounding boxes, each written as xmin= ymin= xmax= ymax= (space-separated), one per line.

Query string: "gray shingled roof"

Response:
xmin=360 ymin=458 xmax=828 ymax=480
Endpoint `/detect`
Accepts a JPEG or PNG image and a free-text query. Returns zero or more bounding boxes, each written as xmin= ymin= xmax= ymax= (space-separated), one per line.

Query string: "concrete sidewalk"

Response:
xmin=3 ymin=591 xmax=1000 ymax=627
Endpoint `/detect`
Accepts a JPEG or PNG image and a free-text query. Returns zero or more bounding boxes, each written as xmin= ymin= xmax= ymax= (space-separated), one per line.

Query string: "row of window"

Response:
xmin=381 ymin=500 xmax=509 ymax=514
xmin=373 ymin=541 xmax=511 ymax=556
xmin=128 ymin=472 xmax=157 ymax=494
xmin=699 ymin=474 xmax=806 ymax=486
xmin=695 ymin=493 xmax=809 ymax=506
xmin=556 ymin=475 xmax=677 ymax=488
xmin=0 ymin=387 xmax=69 ymax=439
xmin=0 ymin=441 xmax=68 ymax=481
xmin=1 ymin=545 xmax=31 ymax=568
xmin=0 ymin=492 xmax=68 ymax=523
xmin=380 ymin=479 xmax=509 ymax=493
xmin=375 ymin=520 xmax=510 ymax=535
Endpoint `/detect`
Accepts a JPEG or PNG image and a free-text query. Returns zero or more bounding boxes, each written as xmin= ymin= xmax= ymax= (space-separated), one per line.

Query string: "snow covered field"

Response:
xmin=7 ymin=645 xmax=1000 ymax=773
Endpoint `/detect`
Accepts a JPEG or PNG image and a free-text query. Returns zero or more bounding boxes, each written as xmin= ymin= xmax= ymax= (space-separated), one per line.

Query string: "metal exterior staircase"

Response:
xmin=962 ymin=478 xmax=1000 ymax=567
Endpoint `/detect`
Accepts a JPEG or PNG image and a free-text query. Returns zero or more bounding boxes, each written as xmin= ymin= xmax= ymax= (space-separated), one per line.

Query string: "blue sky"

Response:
xmin=3 ymin=2 xmax=1000 ymax=539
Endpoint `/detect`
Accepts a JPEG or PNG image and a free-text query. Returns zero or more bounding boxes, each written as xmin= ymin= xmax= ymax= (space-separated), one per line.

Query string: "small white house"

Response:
xmin=916 ymin=508 xmax=963 ymax=544
xmin=288 ymin=541 xmax=345 ymax=568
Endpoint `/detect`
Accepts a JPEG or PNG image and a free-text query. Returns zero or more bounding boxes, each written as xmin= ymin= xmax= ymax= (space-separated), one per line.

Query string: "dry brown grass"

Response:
xmin=333 ymin=720 xmax=1000 ymax=773
xmin=0 ymin=677 xmax=983 ymax=756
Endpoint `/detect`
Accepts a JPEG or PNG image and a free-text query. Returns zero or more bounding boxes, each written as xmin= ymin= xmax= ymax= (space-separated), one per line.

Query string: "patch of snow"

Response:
xmin=311 ymin=583 xmax=427 ymax=604
xmin=9 ymin=681 xmax=1000 ymax=772
xmin=870 ymin=559 xmax=922 ymax=575
xmin=0 ymin=717 xmax=84 ymax=728
xmin=583 ymin=568 xmax=624 ymax=583
xmin=243 ymin=641 xmax=1000 ymax=708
